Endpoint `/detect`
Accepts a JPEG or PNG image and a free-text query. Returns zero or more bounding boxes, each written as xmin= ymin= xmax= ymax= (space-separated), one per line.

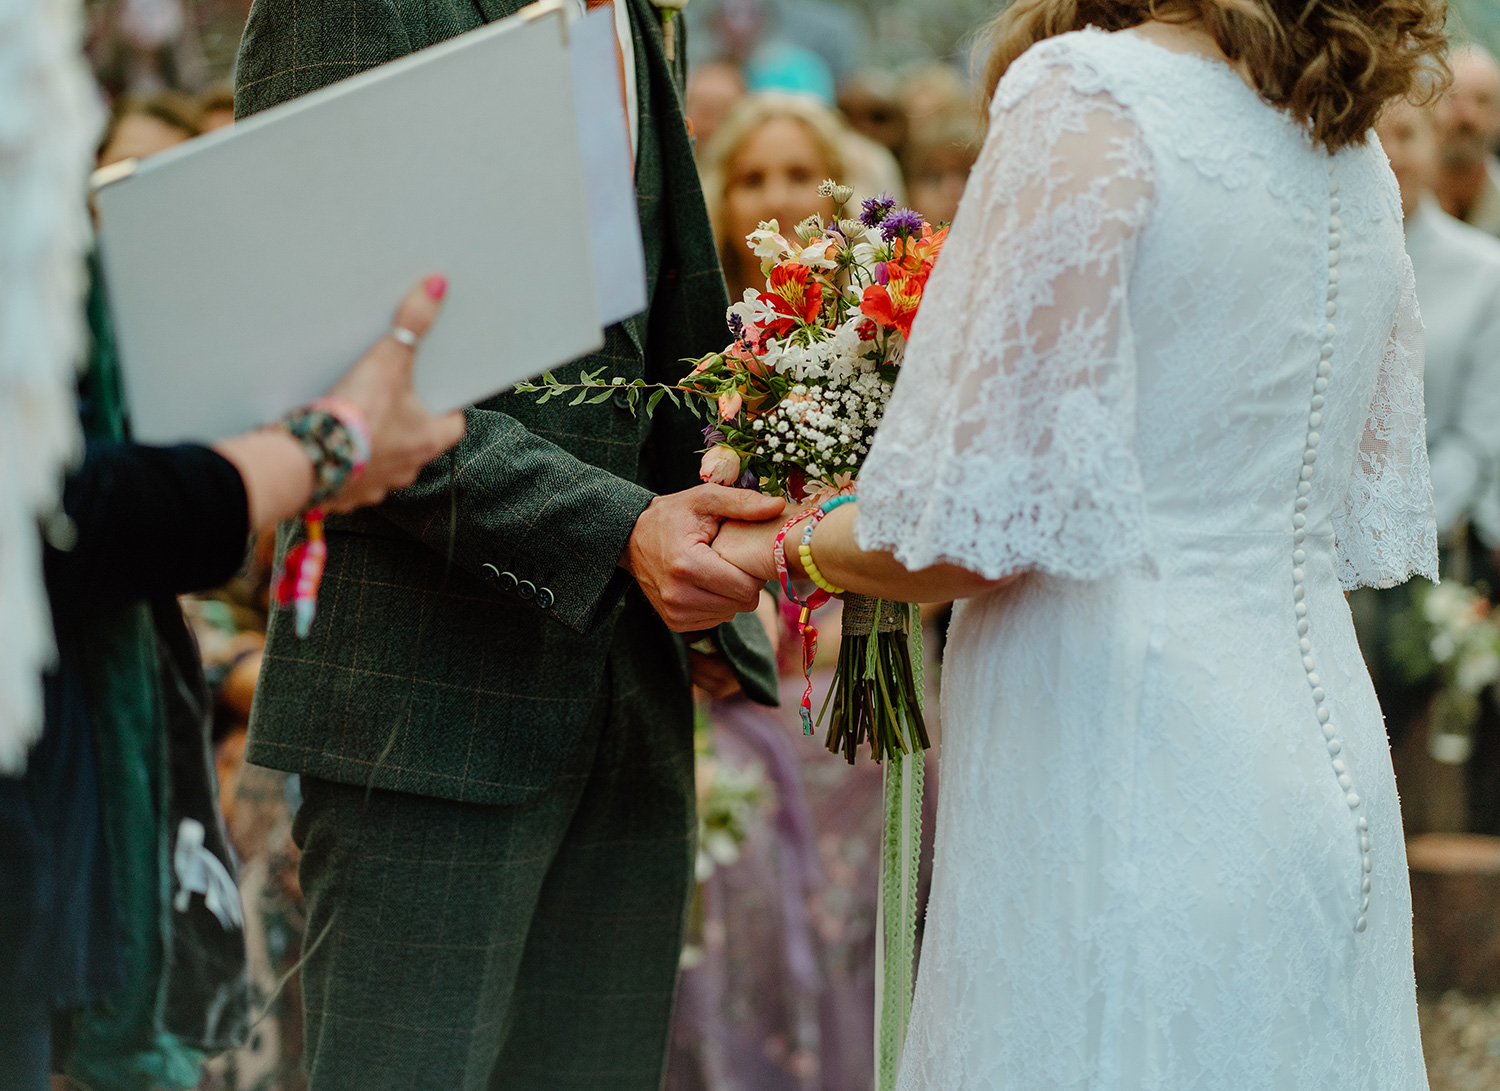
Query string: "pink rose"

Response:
xmin=718 ymin=390 xmax=744 ymax=420
xmin=699 ymin=444 xmax=741 ymax=486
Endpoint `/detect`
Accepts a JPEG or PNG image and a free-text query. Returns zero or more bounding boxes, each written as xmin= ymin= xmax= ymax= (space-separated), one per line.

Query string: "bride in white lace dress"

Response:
xmin=715 ymin=0 xmax=1450 ymax=1086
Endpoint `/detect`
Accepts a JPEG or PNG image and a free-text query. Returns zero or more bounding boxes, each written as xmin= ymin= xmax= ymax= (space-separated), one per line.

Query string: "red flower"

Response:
xmin=860 ymin=273 xmax=925 ymax=338
xmin=758 ymin=263 xmax=824 ymax=338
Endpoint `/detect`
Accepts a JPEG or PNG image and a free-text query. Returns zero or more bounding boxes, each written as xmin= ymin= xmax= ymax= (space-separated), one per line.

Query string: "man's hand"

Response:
xmin=688 ymin=590 xmax=782 ymax=701
xmin=689 ymin=652 xmax=743 ymax=699
xmin=623 ymin=485 xmax=786 ymax=632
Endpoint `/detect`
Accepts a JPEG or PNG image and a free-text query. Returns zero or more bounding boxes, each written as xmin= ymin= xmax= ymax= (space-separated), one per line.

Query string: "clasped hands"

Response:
xmin=621 ymin=484 xmax=792 ymax=634
xmin=623 ymin=484 xmax=818 ymax=699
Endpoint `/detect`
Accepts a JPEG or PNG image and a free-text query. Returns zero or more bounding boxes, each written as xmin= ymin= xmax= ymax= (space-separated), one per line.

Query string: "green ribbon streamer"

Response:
xmin=875 ymin=604 xmax=924 ymax=1091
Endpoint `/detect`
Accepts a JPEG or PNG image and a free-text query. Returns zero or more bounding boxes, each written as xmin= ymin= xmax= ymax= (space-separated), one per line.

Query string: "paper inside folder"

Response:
xmin=570 ymin=5 xmax=647 ymax=328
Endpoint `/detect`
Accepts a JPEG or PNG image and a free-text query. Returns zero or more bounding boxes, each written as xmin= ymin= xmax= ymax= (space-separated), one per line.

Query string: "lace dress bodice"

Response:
xmin=858 ymin=29 xmax=1436 ymax=590
xmin=857 ymin=30 xmax=1437 ymax=1091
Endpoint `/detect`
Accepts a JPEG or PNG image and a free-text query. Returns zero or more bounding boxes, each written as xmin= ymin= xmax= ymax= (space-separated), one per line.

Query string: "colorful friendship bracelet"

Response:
xmin=798 ymin=493 xmax=857 ymax=595
xmin=273 ymin=398 xmax=372 ymax=638
xmin=774 ymin=508 xmax=828 ymax=614
xmin=774 ymin=507 xmax=829 ymax=735
xmin=279 ymin=398 xmax=372 ymax=507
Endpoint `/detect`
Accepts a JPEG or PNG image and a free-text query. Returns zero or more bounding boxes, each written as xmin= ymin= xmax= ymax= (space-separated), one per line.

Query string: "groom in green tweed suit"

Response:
xmin=234 ymin=2 xmax=783 ymax=1087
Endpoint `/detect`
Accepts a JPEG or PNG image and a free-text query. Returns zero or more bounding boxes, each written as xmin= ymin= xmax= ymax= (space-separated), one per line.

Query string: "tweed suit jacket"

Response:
xmin=235 ymin=0 xmax=776 ymax=806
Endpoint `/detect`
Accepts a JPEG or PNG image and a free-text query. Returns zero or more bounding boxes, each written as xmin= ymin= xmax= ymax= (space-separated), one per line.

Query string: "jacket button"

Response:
xmin=500 ymin=570 xmax=519 ymax=594
xmin=482 ymin=563 xmax=500 ymax=581
xmin=535 ymin=587 xmax=555 ymax=610
xmin=517 ymin=580 xmax=536 ymax=601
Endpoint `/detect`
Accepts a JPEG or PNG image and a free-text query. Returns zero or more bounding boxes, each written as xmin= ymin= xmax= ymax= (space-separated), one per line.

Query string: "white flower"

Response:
xmin=798 ymin=238 xmax=840 ymax=271
xmin=747 ymin=221 xmax=794 ymax=263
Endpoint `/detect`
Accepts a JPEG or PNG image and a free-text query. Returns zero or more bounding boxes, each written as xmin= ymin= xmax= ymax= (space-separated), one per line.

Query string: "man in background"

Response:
xmin=1433 ymin=44 xmax=1500 ymax=237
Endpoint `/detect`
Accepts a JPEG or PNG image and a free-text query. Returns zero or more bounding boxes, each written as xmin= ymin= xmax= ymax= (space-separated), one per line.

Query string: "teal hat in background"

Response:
xmin=745 ymin=42 xmax=837 ymax=104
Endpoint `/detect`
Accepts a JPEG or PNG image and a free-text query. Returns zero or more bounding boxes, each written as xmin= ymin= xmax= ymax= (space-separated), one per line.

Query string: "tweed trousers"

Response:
xmin=290 ymin=593 xmax=696 ymax=1091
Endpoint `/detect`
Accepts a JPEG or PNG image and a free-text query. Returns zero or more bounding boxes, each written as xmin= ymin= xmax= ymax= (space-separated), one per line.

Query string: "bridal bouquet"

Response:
xmin=521 ymin=183 xmax=948 ymax=765
xmin=1390 ymin=579 xmax=1500 ymax=764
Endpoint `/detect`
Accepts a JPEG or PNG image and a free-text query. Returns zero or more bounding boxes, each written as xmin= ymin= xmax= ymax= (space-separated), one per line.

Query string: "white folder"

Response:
xmin=93 ymin=2 xmax=646 ymax=445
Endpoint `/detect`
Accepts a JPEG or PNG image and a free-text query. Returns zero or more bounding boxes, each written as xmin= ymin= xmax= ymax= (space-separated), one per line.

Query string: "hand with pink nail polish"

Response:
xmin=319 ymin=273 xmax=468 ymax=513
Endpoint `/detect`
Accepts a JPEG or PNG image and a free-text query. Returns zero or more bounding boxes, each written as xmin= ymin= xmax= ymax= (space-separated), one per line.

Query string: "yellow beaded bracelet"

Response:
xmin=798 ymin=499 xmax=851 ymax=596
xmin=798 ymin=540 xmax=844 ymax=595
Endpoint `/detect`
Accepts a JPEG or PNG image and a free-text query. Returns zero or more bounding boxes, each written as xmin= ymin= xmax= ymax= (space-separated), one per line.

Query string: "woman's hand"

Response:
xmin=323 ymin=274 xmax=467 ymax=513
xmin=712 ymin=514 xmax=796 ymax=583
xmin=216 ymin=274 xmax=467 ymax=529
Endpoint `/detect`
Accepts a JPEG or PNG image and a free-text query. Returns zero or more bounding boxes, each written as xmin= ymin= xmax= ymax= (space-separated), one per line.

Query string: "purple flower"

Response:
xmin=702 ymin=424 xmax=726 ymax=446
xmin=879 ymin=208 xmax=925 ymax=243
xmin=859 ymin=193 xmax=896 ymax=228
xmin=736 ymin=468 xmax=759 ymax=490
xmin=728 ymin=313 xmax=745 ymax=340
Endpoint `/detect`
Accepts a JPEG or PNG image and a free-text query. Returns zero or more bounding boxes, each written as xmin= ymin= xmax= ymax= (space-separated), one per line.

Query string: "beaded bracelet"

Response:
xmin=798 ymin=493 xmax=857 ymax=595
xmin=279 ymin=398 xmax=372 ymax=507
xmin=773 ymin=508 xmax=828 ymax=735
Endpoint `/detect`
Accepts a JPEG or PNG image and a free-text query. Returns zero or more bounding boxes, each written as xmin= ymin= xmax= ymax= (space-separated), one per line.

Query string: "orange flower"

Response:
xmin=860 ymin=272 xmax=925 ymax=338
xmin=862 ymin=226 xmax=946 ymax=338
xmin=888 ymin=225 xmax=948 ymax=281
xmin=758 ymin=262 xmax=824 ymax=338
xmin=700 ymin=445 xmax=741 ymax=485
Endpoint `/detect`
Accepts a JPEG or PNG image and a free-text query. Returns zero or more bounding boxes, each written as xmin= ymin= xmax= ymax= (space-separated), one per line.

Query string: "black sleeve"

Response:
xmin=44 ymin=440 xmax=251 ymax=620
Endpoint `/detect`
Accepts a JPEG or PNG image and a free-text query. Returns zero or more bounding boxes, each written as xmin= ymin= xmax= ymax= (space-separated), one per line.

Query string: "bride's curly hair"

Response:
xmin=976 ymin=0 xmax=1449 ymax=150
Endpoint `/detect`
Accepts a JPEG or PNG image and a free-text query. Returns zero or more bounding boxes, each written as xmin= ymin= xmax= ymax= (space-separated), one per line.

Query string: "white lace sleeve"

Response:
xmin=855 ymin=58 xmax=1155 ymax=580
xmin=1332 ymin=253 xmax=1439 ymax=589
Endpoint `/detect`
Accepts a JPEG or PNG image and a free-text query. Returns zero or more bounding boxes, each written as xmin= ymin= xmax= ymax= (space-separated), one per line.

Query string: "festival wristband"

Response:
xmin=774 ymin=508 xmax=828 ymax=612
xmin=773 ymin=507 xmax=828 ymax=735
xmin=278 ymin=398 xmax=372 ymax=508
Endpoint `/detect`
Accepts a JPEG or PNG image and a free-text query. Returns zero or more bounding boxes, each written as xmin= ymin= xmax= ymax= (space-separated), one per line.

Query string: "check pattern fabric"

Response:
xmin=235 ymin=0 xmax=776 ymax=808
xmin=291 ymin=594 xmax=695 ymax=1091
xmin=232 ymin=3 xmax=769 ymax=1086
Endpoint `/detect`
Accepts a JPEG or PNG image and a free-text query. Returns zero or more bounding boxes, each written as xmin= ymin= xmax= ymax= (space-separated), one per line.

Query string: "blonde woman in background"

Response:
xmin=701 ymin=93 xmax=901 ymax=300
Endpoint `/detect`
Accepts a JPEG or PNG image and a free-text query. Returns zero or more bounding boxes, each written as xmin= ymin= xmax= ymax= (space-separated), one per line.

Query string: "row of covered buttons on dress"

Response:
xmin=481 ymin=563 xmax=555 ymax=611
xmin=1294 ymin=160 xmax=1371 ymax=936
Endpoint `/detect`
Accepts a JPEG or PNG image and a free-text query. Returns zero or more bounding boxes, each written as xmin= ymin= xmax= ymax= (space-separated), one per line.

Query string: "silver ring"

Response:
xmin=391 ymin=325 xmax=419 ymax=348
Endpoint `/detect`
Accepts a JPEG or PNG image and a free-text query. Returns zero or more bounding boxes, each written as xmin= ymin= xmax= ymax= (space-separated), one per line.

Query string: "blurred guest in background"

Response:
xmin=1379 ymin=97 xmax=1500 ymax=552
xmin=702 ymin=94 xmax=902 ymax=298
xmin=684 ymin=0 xmax=866 ymax=88
xmin=746 ymin=41 xmax=837 ymax=104
xmin=901 ymin=111 xmax=979 ymax=226
xmin=97 ymin=89 xmax=200 ymax=167
xmin=898 ymin=64 xmax=969 ymax=140
xmin=702 ymin=94 xmax=845 ymax=299
xmin=687 ymin=58 xmax=745 ymax=154
xmin=1349 ymin=98 xmax=1500 ymax=844
xmin=735 ymin=46 xmax=905 ymax=207
xmin=1433 ymin=44 xmax=1500 ymax=237
xmin=838 ymin=69 xmax=907 ymax=158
